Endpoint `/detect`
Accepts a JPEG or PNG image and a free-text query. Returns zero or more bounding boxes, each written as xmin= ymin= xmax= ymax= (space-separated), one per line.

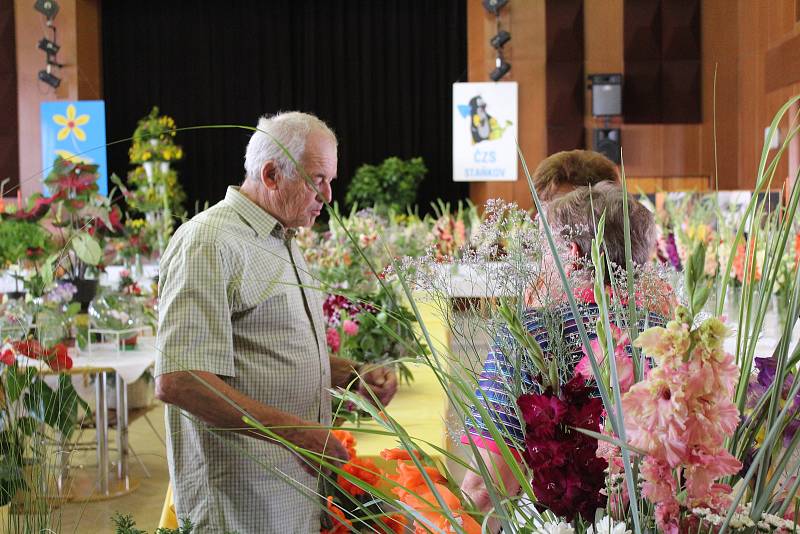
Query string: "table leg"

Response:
xmin=95 ymin=371 xmax=109 ymax=495
xmin=116 ymin=374 xmax=129 ymax=480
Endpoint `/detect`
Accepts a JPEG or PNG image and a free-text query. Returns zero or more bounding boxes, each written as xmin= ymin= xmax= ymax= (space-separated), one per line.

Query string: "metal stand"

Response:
xmin=95 ymin=371 xmax=109 ymax=494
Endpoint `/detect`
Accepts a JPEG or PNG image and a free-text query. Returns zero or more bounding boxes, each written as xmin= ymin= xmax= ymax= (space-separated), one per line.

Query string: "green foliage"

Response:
xmin=345 ymin=156 xmax=427 ymax=212
xmin=0 ymin=219 xmax=52 ymax=268
xmin=112 ymin=512 xmax=213 ymax=534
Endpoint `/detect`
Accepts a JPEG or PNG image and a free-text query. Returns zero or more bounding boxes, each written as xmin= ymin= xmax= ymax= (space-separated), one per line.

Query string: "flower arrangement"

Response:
xmin=43 ymin=156 xmax=124 ymax=282
xmin=128 ymin=106 xmax=180 ymax=163
xmin=115 ymin=107 xmax=187 ymax=259
xmin=320 ymin=430 xmax=407 ymax=534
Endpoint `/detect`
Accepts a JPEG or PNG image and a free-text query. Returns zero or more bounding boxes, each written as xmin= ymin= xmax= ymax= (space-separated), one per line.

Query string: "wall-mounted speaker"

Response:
xmin=593 ymin=128 xmax=621 ymax=164
xmin=589 ymin=73 xmax=622 ymax=117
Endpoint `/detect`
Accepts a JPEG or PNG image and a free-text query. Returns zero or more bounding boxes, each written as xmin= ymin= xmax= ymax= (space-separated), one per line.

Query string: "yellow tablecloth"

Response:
xmin=159 ymin=298 xmax=450 ymax=529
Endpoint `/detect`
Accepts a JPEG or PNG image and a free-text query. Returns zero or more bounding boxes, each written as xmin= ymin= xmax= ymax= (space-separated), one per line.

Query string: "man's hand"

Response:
xmin=357 ymin=364 xmax=398 ymax=407
xmin=298 ymin=428 xmax=350 ymax=475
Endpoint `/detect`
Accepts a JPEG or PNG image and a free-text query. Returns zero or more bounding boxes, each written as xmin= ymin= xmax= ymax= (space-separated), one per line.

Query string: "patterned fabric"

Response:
xmin=465 ymin=302 xmax=667 ymax=449
xmin=155 ymin=186 xmax=331 ymax=533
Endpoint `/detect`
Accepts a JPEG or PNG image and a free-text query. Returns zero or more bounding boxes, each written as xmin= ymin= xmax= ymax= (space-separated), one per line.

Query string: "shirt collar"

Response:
xmin=223 ymin=186 xmax=295 ymax=240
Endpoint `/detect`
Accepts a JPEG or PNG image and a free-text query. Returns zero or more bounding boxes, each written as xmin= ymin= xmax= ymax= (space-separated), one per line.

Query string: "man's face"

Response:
xmin=274 ymin=131 xmax=337 ymax=228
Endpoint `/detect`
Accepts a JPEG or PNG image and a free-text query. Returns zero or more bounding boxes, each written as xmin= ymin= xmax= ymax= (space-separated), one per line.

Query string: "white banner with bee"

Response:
xmin=452 ymin=82 xmax=518 ymax=182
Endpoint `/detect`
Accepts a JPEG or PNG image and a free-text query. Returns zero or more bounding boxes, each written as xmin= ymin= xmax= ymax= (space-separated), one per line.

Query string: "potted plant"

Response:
xmin=0 ymin=340 xmax=86 ymax=527
xmin=0 ymin=220 xmax=53 ymax=300
xmin=344 ymin=156 xmax=427 ymax=214
xmin=43 ymin=157 xmax=124 ymax=310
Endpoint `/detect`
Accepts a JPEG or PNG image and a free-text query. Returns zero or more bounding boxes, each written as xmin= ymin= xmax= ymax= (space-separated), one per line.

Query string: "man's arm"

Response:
xmin=329 ymin=355 xmax=398 ymax=406
xmin=155 ymin=370 xmax=349 ymax=468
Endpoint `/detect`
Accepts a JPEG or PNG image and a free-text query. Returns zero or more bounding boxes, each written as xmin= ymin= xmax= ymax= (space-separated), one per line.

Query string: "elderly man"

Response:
xmin=155 ymin=112 xmax=397 ymax=532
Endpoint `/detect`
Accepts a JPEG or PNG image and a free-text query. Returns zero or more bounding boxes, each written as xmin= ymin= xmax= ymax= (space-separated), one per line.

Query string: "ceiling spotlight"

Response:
xmin=482 ymin=0 xmax=509 ymax=15
xmin=490 ymin=30 xmax=511 ymax=49
xmin=490 ymin=57 xmax=511 ymax=82
xmin=38 ymin=37 xmax=60 ymax=55
xmin=38 ymin=68 xmax=61 ymax=89
xmin=34 ymin=0 xmax=59 ymax=19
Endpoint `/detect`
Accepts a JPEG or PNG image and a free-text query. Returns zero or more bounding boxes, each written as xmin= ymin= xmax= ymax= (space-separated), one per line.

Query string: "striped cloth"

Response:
xmin=465 ymin=301 xmax=667 ymax=450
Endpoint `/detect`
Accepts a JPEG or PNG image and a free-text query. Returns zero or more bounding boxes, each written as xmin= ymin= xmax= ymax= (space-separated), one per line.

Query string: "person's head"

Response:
xmin=242 ymin=111 xmax=338 ymax=228
xmin=544 ymin=182 xmax=656 ymax=282
xmin=532 ymin=149 xmax=619 ymax=202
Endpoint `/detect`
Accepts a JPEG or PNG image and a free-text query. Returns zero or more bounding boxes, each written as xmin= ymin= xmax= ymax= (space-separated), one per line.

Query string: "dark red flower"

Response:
xmin=518 ymin=377 xmax=607 ymax=522
xmin=517 ymin=391 xmax=567 ymax=439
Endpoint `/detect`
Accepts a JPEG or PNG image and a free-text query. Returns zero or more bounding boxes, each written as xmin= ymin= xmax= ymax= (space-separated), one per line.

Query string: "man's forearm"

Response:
xmin=156 ymin=370 xmax=316 ymax=445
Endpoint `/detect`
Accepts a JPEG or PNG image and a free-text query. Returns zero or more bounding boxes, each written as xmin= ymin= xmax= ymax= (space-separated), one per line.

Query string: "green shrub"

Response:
xmin=344 ymin=156 xmax=427 ymax=212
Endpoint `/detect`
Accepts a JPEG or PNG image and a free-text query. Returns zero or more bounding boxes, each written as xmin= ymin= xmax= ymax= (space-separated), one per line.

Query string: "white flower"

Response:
xmin=535 ymin=522 xmax=575 ymax=534
xmin=586 ymin=516 xmax=631 ymax=534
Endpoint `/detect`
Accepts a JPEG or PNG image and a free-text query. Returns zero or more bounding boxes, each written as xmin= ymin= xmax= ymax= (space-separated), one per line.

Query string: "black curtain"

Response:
xmin=101 ymin=0 xmax=468 ymax=215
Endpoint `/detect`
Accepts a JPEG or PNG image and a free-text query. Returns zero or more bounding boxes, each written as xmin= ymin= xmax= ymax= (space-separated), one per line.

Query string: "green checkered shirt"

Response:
xmin=156 ymin=186 xmax=331 ymax=533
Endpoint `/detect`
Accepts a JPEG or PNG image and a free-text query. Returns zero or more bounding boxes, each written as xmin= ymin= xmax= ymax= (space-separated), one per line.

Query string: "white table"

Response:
xmin=16 ymin=336 xmax=157 ymax=500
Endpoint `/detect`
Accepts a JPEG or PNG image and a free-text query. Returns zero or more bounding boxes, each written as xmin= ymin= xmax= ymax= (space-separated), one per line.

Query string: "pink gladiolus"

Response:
xmin=342 ymin=319 xmax=359 ymax=336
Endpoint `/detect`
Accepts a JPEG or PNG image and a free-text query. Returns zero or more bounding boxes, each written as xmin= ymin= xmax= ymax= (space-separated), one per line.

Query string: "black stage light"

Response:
xmin=490 ymin=58 xmax=511 ymax=81
xmin=482 ymin=0 xmax=509 ymax=15
xmin=34 ymin=0 xmax=59 ymax=19
xmin=490 ymin=30 xmax=511 ymax=49
xmin=38 ymin=37 xmax=60 ymax=55
xmin=38 ymin=68 xmax=61 ymax=88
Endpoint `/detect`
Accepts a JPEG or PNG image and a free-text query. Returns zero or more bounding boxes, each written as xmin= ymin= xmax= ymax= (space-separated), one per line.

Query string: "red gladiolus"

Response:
xmin=517 ymin=375 xmax=607 ymax=522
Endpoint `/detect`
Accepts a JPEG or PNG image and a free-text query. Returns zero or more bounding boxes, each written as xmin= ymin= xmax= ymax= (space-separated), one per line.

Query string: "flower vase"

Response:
xmin=68 ymin=278 xmax=99 ymax=313
xmin=142 ymin=161 xmax=155 ymax=182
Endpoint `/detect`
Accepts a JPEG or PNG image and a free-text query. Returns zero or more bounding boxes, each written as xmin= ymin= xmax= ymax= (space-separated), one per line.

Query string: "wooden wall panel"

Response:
xmin=463 ymin=0 xmax=800 ymax=204
xmin=468 ymin=0 xmax=547 ymax=211
xmin=13 ymin=0 xmax=102 ymax=200
xmin=0 ymin=0 xmax=19 ymax=192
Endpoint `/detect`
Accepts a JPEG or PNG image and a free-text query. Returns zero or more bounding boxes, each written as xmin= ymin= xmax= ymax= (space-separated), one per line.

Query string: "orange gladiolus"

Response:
xmin=380 ymin=448 xmax=422 ymax=461
xmin=321 ymin=496 xmax=352 ymax=534
xmin=384 ymin=454 xmax=481 ymax=534
xmin=332 ymin=429 xmax=357 ymax=458
xmin=377 ymin=513 xmax=408 ymax=534
xmin=795 ymin=233 xmax=800 ymax=263
xmin=338 ymin=456 xmax=382 ymax=496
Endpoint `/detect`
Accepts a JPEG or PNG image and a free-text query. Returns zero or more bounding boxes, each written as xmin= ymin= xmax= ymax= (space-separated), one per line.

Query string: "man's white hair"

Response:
xmin=244 ymin=111 xmax=337 ymax=182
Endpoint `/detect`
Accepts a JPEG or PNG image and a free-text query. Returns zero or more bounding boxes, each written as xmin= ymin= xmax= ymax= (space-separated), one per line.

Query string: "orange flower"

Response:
xmin=732 ymin=242 xmax=761 ymax=283
xmin=795 ymin=233 xmax=800 ymax=263
xmin=322 ymin=496 xmax=352 ymax=534
xmin=338 ymin=457 xmax=382 ymax=496
xmin=376 ymin=513 xmax=407 ymax=534
xmin=332 ymin=429 xmax=357 ymax=458
xmin=380 ymin=448 xmax=422 ymax=461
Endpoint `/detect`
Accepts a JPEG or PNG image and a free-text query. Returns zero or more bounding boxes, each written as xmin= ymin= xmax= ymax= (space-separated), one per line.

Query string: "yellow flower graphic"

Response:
xmin=54 ymin=149 xmax=93 ymax=164
xmin=53 ymin=104 xmax=90 ymax=142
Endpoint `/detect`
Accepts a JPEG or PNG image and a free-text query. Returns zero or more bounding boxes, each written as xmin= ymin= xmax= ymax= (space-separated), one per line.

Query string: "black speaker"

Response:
xmin=593 ymin=128 xmax=621 ymax=164
xmin=589 ymin=73 xmax=623 ymax=116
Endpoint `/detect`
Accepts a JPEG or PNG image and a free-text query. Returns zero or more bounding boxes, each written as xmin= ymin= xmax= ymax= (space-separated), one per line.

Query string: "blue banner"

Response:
xmin=40 ymin=100 xmax=108 ymax=196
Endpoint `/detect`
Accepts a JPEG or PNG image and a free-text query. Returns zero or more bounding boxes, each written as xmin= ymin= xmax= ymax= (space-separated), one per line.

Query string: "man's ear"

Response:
xmin=260 ymin=161 xmax=280 ymax=191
